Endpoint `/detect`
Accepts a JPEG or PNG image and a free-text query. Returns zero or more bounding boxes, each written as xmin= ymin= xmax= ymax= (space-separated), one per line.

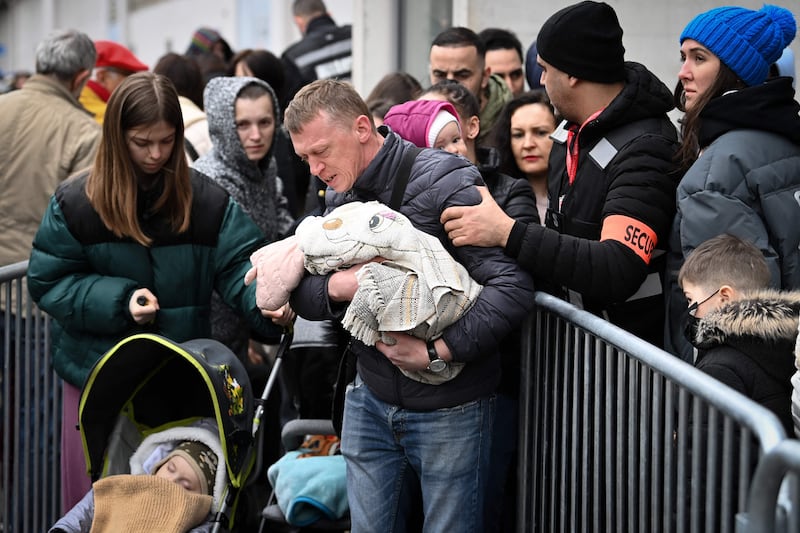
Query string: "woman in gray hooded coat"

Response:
xmin=193 ymin=76 xmax=294 ymax=358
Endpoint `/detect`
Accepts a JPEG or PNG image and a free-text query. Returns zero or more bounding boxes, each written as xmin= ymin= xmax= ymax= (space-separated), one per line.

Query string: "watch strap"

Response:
xmin=426 ymin=340 xmax=438 ymax=363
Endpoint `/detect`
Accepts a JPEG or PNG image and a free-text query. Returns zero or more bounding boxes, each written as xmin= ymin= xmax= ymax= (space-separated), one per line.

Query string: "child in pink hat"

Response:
xmin=383 ymin=99 xmax=466 ymax=155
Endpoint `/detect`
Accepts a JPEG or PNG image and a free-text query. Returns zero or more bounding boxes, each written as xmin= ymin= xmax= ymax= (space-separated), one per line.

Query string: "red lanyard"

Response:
xmin=565 ymin=109 xmax=604 ymax=185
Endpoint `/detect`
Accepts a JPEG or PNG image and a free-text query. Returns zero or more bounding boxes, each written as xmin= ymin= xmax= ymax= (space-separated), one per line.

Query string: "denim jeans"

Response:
xmin=341 ymin=373 xmax=495 ymax=533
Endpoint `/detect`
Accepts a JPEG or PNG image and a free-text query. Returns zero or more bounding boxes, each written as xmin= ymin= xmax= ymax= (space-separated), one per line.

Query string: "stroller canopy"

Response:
xmin=79 ymin=333 xmax=255 ymax=487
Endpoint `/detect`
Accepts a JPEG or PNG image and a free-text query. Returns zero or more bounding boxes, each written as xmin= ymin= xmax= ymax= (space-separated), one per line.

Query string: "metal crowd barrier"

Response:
xmin=739 ymin=440 xmax=800 ymax=533
xmin=518 ymin=291 xmax=792 ymax=533
xmin=3 ymin=258 xmax=800 ymax=533
xmin=0 ymin=261 xmax=60 ymax=533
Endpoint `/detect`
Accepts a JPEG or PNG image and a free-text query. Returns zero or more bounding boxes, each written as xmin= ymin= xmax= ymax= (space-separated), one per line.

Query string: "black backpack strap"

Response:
xmin=389 ymin=146 xmax=422 ymax=210
xmin=184 ymin=137 xmax=200 ymax=162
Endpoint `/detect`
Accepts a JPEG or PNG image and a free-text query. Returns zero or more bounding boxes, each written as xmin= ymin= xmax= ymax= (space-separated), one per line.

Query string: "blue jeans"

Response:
xmin=341 ymin=373 xmax=495 ymax=533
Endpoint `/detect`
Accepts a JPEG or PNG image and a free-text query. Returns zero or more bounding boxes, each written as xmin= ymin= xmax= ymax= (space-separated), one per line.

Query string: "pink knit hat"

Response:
xmin=383 ymin=100 xmax=461 ymax=148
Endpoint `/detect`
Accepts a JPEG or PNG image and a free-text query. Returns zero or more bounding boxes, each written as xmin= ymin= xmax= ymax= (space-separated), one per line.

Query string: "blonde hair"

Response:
xmin=86 ymin=72 xmax=192 ymax=246
xmin=284 ymin=79 xmax=373 ymax=135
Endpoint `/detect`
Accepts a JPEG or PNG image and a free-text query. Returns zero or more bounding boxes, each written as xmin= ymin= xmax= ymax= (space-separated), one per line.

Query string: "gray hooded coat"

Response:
xmin=193 ymin=76 xmax=294 ymax=356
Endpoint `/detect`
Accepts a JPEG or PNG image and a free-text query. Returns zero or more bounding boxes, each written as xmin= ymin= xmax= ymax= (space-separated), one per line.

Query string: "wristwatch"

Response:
xmin=426 ymin=340 xmax=447 ymax=373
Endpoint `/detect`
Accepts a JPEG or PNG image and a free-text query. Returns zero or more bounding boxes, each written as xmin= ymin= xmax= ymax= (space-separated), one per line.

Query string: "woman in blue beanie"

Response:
xmin=665 ymin=4 xmax=800 ymax=361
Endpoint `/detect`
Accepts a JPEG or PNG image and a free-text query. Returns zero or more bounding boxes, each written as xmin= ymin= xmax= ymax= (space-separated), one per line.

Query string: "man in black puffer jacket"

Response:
xmin=283 ymin=79 xmax=534 ymax=532
xmin=442 ymin=0 xmax=682 ymax=348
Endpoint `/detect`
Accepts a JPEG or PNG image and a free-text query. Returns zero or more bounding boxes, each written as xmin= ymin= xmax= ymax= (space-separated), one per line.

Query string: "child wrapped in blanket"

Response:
xmin=50 ymin=420 xmax=224 ymax=533
xmin=245 ymin=200 xmax=484 ymax=385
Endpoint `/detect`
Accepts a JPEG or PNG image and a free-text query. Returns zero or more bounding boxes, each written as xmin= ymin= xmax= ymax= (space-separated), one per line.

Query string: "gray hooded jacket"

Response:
xmin=193 ymin=76 xmax=295 ymax=355
xmin=193 ymin=76 xmax=294 ymax=240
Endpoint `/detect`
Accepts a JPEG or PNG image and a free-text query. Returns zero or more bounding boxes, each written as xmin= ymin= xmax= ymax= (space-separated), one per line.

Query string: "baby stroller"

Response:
xmin=77 ymin=332 xmax=261 ymax=532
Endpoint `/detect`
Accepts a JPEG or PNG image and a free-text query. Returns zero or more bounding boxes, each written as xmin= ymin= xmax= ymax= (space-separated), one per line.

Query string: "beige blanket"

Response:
xmin=91 ymin=474 xmax=211 ymax=532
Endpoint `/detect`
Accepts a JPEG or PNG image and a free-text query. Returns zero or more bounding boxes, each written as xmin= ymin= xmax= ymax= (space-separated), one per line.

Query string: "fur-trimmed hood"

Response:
xmin=796 ymin=312 xmax=800 ymax=368
xmin=694 ymin=290 xmax=800 ymax=433
xmin=694 ymin=290 xmax=800 ymax=349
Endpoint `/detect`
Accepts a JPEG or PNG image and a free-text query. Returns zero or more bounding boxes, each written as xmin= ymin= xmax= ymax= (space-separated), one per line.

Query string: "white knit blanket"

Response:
xmin=296 ymin=201 xmax=483 ymax=385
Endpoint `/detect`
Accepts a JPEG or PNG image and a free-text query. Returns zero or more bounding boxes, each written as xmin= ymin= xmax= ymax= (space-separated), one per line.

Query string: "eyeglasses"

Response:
xmin=687 ymin=288 xmax=720 ymax=317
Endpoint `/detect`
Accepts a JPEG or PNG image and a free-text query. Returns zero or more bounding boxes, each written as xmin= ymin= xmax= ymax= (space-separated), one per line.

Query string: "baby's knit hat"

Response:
xmin=383 ymin=99 xmax=461 ymax=149
xmin=536 ymin=1 xmax=626 ymax=83
xmin=427 ymin=109 xmax=459 ymax=148
xmin=156 ymin=440 xmax=218 ymax=496
xmin=680 ymin=4 xmax=797 ymax=86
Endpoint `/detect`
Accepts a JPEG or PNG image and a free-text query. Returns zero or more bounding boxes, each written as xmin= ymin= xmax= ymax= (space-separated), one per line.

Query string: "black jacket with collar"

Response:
xmin=691 ymin=290 xmax=800 ymax=435
xmin=505 ymin=62 xmax=682 ymax=346
xmin=476 ymin=145 xmax=538 ymax=224
xmin=282 ymin=14 xmax=352 ymax=100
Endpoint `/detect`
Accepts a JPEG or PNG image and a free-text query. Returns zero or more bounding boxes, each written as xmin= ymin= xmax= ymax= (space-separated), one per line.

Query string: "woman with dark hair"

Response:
xmin=27 ymin=72 xmax=285 ymax=511
xmin=228 ymin=49 xmax=288 ymax=109
xmin=153 ymin=52 xmax=212 ymax=160
xmin=365 ymin=71 xmax=423 ymax=126
xmin=665 ymin=4 xmax=800 ymax=361
xmin=491 ymin=90 xmax=557 ymax=225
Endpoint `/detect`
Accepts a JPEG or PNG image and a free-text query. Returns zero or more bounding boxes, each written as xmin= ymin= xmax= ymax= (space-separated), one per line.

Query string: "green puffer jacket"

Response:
xmin=27 ymin=169 xmax=280 ymax=387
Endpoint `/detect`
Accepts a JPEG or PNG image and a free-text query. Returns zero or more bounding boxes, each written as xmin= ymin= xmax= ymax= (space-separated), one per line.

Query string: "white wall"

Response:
xmin=127 ymin=0 xmax=237 ymax=67
xmin=1 ymin=0 xmax=798 ymax=99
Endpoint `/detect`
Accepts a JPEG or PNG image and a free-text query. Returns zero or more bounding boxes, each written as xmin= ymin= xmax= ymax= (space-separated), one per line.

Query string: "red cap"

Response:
xmin=94 ymin=40 xmax=148 ymax=73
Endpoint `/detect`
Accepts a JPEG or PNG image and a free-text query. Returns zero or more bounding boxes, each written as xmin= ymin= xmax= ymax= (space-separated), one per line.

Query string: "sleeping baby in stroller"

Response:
xmin=50 ymin=419 xmax=225 ymax=533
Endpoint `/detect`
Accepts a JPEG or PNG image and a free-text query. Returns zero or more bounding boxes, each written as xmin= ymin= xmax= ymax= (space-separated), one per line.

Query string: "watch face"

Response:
xmin=428 ymin=359 xmax=447 ymax=373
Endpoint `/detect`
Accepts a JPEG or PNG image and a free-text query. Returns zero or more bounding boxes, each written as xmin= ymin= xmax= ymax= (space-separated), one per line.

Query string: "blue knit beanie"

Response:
xmin=680 ymin=4 xmax=796 ymax=86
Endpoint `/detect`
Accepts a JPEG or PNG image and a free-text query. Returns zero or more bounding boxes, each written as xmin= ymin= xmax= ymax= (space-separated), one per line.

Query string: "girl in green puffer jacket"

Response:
xmin=27 ymin=72 xmax=291 ymax=513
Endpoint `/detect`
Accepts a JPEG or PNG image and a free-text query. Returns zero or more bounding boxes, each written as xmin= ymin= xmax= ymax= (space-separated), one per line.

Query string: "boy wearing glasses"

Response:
xmin=679 ymin=233 xmax=800 ymax=435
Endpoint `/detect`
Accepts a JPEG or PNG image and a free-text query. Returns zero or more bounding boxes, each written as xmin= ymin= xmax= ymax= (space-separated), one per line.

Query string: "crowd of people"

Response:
xmin=1 ymin=0 xmax=799 ymax=531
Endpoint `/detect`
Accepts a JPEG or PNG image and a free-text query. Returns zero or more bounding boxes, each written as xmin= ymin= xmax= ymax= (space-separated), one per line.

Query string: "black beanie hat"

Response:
xmin=537 ymin=1 xmax=626 ymax=83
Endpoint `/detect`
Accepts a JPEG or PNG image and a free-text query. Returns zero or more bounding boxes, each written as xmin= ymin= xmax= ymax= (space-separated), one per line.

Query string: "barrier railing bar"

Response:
xmin=532 ymin=293 xmax=786 ymax=453
xmin=743 ymin=440 xmax=800 ymax=533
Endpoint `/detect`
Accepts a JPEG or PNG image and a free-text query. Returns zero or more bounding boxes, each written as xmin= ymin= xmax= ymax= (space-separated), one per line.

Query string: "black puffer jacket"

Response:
xmin=477 ymin=145 xmax=537 ymax=224
xmin=477 ymin=145 xmax=538 ymax=397
xmin=505 ymin=62 xmax=681 ymax=346
xmin=290 ymin=130 xmax=535 ymax=410
xmin=691 ymin=290 xmax=800 ymax=435
xmin=281 ymin=14 xmax=352 ymax=100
